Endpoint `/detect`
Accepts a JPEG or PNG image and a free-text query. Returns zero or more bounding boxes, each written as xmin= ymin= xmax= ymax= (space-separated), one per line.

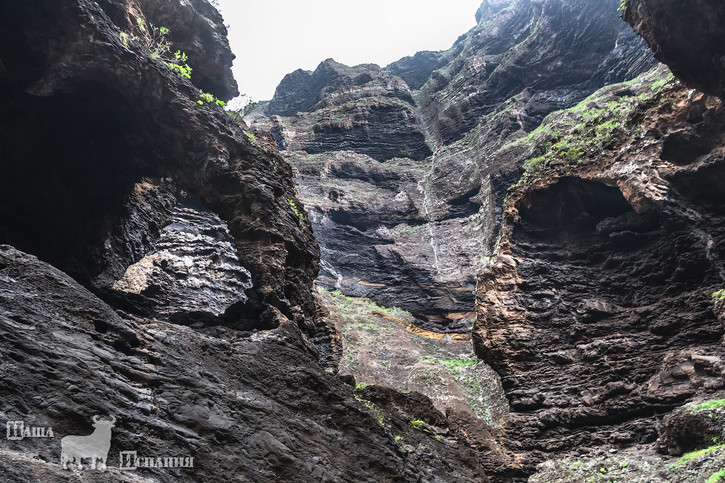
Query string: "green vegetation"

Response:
xmin=651 ymin=71 xmax=676 ymax=91
xmin=709 ymin=469 xmax=725 ymax=483
xmin=692 ymin=398 xmax=725 ymax=412
xmin=677 ymin=444 xmax=725 ymax=466
xmin=712 ymin=289 xmax=725 ymax=301
xmin=125 ymin=18 xmax=192 ymax=80
xmin=409 ymin=419 xmax=424 ymax=429
xmin=243 ymin=130 xmax=258 ymax=145
xmin=197 ymin=90 xmax=226 ymax=107
xmin=121 ymin=18 xmax=238 ymax=112
xmin=354 ymin=394 xmax=390 ymax=429
xmin=287 ymin=198 xmax=308 ymax=229
xmin=167 ymin=50 xmax=192 ymax=79
xmin=419 ymin=356 xmax=477 ymax=371
xmin=618 ymin=0 xmax=628 ymax=12
xmin=327 ymin=289 xmax=410 ymax=320
xmin=513 ymin=68 xmax=671 ymax=184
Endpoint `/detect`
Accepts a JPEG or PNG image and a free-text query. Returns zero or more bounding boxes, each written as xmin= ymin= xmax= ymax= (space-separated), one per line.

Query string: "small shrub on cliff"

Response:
xmin=409 ymin=419 xmax=424 ymax=429
xmin=197 ymin=91 xmax=226 ymax=107
xmin=709 ymin=469 xmax=725 ymax=483
xmin=676 ymin=444 xmax=725 ymax=466
xmin=123 ymin=18 xmax=192 ymax=81
xmin=692 ymin=398 xmax=725 ymax=412
xmin=287 ymin=198 xmax=308 ymax=229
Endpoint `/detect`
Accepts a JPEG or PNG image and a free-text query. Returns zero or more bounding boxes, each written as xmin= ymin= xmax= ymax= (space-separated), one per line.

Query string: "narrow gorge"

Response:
xmin=0 ymin=0 xmax=723 ymax=482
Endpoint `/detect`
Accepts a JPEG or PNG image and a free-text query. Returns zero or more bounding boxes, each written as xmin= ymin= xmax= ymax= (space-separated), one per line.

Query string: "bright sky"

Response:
xmin=216 ymin=0 xmax=483 ymax=102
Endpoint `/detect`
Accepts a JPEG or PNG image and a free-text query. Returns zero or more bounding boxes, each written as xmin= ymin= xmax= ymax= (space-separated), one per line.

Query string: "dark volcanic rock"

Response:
xmin=95 ymin=0 xmax=238 ymax=100
xmin=252 ymin=0 xmax=655 ymax=329
xmin=384 ymin=50 xmax=450 ymax=90
xmin=656 ymin=394 xmax=725 ymax=456
xmin=418 ymin=0 xmax=657 ymax=146
xmin=473 ymin=70 xmax=725 ymax=468
xmin=112 ymin=196 xmax=254 ymax=322
xmin=624 ymin=0 xmax=725 ymax=100
xmin=264 ymin=59 xmax=431 ymax=162
xmin=0 ymin=246 xmax=496 ymax=482
xmin=0 ymin=0 xmax=318 ymax=334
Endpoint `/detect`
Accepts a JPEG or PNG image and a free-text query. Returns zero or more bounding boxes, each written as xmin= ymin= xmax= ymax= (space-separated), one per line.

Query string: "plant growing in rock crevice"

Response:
xmin=127 ymin=17 xmax=192 ymax=80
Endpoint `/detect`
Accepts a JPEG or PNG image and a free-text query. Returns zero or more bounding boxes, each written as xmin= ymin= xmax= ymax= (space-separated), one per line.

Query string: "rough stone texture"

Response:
xmin=473 ymin=68 xmax=725 ymax=468
xmin=252 ymin=0 xmax=657 ymax=328
xmin=0 ymin=0 xmax=319 ymax=335
xmin=319 ymin=287 xmax=508 ymax=424
xmin=657 ymin=394 xmax=725 ymax=456
xmin=417 ymin=0 xmax=656 ymax=146
xmin=112 ymin=195 xmax=254 ymax=323
xmin=624 ymin=0 xmax=725 ymax=100
xmin=0 ymin=246 xmax=498 ymax=482
xmin=287 ymin=150 xmax=481 ymax=319
xmin=264 ymin=59 xmax=432 ymax=163
xmin=95 ymin=0 xmax=238 ymax=100
xmin=0 ymin=1 xmax=511 ymax=481
xmin=528 ymin=444 xmax=725 ymax=483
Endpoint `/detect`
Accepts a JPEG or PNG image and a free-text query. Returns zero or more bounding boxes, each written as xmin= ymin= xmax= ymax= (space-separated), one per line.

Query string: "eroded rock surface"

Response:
xmin=0 ymin=0 xmax=319 ymax=335
xmin=0 ymin=246 xmax=498 ymax=482
xmin=252 ymin=0 xmax=656 ymax=328
xmin=112 ymin=195 xmax=253 ymax=322
xmin=624 ymin=0 xmax=725 ymax=100
xmin=474 ymin=66 xmax=725 ymax=468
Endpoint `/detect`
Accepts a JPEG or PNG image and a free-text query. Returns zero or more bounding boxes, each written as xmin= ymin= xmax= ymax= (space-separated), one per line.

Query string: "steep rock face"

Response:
xmin=0 ymin=246 xmax=496 ymax=482
xmin=624 ymin=0 xmax=725 ymax=100
xmin=417 ymin=0 xmax=656 ymax=146
xmin=0 ymin=0 xmax=318 ymax=334
xmin=253 ymin=0 xmax=655 ymax=330
xmin=0 ymin=1 xmax=510 ymax=481
xmin=95 ymin=0 xmax=238 ymax=99
xmin=474 ymin=69 xmax=725 ymax=465
xmin=264 ymin=59 xmax=431 ymax=162
xmin=112 ymin=195 xmax=254 ymax=323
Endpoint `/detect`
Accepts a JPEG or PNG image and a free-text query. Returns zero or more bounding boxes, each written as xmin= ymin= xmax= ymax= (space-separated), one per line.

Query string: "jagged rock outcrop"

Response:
xmin=252 ymin=0 xmax=656 ymax=331
xmin=416 ymin=0 xmax=656 ymax=147
xmin=264 ymin=59 xmax=432 ymax=162
xmin=473 ymin=62 xmax=725 ymax=469
xmin=0 ymin=246 xmax=497 ymax=482
xmin=112 ymin=195 xmax=254 ymax=324
xmin=624 ymin=0 xmax=725 ymax=100
xmin=0 ymin=0 xmax=511 ymax=480
xmin=656 ymin=394 xmax=725 ymax=456
xmin=0 ymin=0 xmax=318 ymax=335
xmin=95 ymin=0 xmax=238 ymax=99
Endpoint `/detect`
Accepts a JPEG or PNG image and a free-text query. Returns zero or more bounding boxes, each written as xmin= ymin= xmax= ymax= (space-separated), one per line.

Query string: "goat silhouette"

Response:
xmin=60 ymin=415 xmax=116 ymax=470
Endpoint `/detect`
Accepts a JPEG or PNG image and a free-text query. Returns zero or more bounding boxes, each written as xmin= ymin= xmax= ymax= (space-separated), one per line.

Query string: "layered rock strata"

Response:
xmin=474 ymin=64 xmax=725 ymax=464
xmin=253 ymin=0 xmax=657 ymax=329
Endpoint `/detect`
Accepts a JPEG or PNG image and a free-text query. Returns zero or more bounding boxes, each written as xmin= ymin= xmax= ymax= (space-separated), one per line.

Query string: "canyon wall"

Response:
xmin=252 ymin=0 xmax=657 ymax=331
xmin=0 ymin=1 xmax=505 ymax=480
xmin=472 ymin=0 xmax=725 ymax=470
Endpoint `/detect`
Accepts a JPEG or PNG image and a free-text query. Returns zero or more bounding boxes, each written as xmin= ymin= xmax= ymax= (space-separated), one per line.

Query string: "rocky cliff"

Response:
xmin=0 ymin=1 xmax=505 ymax=481
xmin=248 ymin=0 xmax=725 ymax=479
xmin=252 ymin=0 xmax=657 ymax=332
xmin=471 ymin=0 xmax=725 ymax=477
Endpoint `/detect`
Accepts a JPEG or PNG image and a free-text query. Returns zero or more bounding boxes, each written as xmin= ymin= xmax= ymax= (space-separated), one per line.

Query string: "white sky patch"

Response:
xmin=216 ymin=0 xmax=482 ymax=102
